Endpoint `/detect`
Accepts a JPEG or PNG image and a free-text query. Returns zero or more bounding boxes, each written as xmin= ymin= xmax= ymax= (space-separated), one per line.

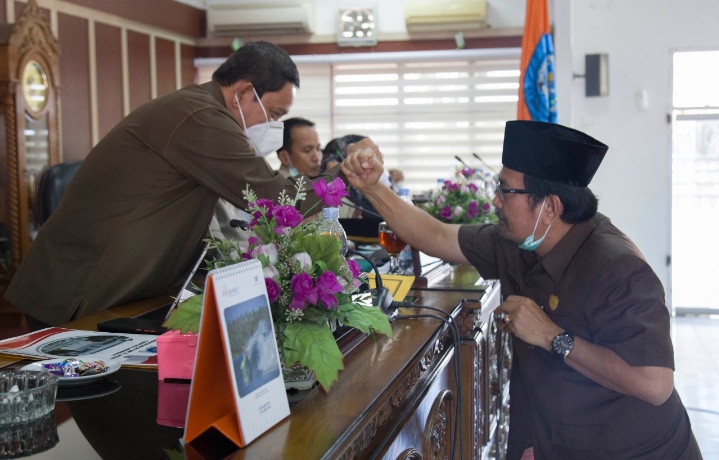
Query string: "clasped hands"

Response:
xmin=340 ymin=138 xmax=385 ymax=190
xmin=495 ymin=295 xmax=564 ymax=352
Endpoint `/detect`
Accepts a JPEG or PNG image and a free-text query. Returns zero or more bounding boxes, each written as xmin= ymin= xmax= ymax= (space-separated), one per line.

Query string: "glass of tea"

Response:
xmin=378 ymin=221 xmax=406 ymax=274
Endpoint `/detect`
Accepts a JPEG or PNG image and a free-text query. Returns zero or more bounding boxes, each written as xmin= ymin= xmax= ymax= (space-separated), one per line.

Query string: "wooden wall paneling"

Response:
xmin=127 ymin=30 xmax=150 ymax=113
xmin=95 ymin=22 xmax=122 ymax=140
xmin=180 ymin=43 xmax=195 ymax=87
xmin=0 ymin=0 xmax=6 ymax=23
xmin=57 ymin=12 xmax=91 ymax=161
xmin=62 ymin=0 xmax=205 ymax=38
xmin=155 ymin=37 xmax=174 ymax=97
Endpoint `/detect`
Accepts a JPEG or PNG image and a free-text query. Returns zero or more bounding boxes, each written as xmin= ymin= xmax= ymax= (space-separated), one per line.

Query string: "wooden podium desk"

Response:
xmin=0 ymin=266 xmax=509 ymax=460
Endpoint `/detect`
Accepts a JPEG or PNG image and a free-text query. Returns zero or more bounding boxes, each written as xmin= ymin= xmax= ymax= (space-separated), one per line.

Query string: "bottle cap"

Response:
xmin=322 ymin=207 xmax=339 ymax=219
xmin=399 ymin=188 xmax=410 ymax=196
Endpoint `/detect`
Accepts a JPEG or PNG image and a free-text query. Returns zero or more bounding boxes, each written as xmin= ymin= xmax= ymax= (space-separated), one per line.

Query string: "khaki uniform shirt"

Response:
xmin=7 ymin=81 xmax=338 ymax=326
xmin=459 ymin=213 xmax=701 ymax=459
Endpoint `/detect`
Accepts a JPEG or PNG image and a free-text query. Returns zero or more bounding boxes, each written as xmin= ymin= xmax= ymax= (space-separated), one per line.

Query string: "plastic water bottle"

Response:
xmin=397 ymin=189 xmax=414 ymax=274
xmin=318 ymin=207 xmax=348 ymax=256
xmin=484 ymin=171 xmax=496 ymax=196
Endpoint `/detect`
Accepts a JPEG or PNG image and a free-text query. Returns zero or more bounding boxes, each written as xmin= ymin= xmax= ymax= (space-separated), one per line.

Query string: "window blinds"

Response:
xmin=197 ymin=48 xmax=521 ymax=193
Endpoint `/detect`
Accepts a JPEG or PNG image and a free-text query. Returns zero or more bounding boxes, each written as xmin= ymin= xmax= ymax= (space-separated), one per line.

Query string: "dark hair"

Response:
xmin=279 ymin=117 xmax=315 ymax=153
xmin=321 ymin=134 xmax=366 ymax=172
xmin=523 ymin=174 xmax=599 ymax=223
xmin=212 ymin=41 xmax=300 ymax=97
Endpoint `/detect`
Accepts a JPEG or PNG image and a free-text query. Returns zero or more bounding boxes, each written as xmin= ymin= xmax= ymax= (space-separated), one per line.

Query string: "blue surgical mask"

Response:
xmin=282 ymin=151 xmax=299 ymax=177
xmin=235 ymin=88 xmax=284 ymax=158
xmin=519 ymin=197 xmax=551 ymax=251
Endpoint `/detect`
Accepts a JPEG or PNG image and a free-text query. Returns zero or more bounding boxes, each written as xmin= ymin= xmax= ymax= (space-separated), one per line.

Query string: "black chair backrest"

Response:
xmin=36 ymin=160 xmax=82 ymax=226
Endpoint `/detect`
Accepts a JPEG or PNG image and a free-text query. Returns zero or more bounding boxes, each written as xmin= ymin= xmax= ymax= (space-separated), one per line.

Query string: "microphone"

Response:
xmin=454 ymin=155 xmax=469 ymax=167
xmin=472 ymin=152 xmax=498 ymax=175
xmin=346 ymin=249 xmax=395 ymax=318
xmin=229 ymin=219 xmax=250 ymax=230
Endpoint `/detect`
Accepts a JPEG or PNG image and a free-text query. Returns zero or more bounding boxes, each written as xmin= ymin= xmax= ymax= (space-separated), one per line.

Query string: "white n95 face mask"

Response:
xmin=235 ymin=88 xmax=284 ymax=158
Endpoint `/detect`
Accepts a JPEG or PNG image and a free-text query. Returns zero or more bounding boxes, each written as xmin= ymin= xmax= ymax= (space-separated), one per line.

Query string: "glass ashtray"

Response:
xmin=0 ymin=370 xmax=58 ymax=427
xmin=0 ymin=412 xmax=59 ymax=458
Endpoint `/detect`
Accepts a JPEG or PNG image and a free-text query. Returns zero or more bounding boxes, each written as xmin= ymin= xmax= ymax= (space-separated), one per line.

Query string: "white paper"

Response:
xmin=0 ymin=328 xmax=158 ymax=366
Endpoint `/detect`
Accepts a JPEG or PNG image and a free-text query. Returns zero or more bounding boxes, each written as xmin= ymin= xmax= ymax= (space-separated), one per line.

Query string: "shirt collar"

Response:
xmin=538 ymin=213 xmax=608 ymax=283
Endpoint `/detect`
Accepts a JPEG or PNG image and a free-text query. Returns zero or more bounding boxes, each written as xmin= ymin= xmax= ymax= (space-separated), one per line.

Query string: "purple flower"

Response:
xmin=445 ymin=181 xmax=459 ymax=192
xmin=467 ymin=183 xmax=479 ymax=193
xmin=265 ymin=278 xmax=281 ymax=303
xmin=461 ymin=167 xmax=474 ymax=177
xmin=318 ymin=292 xmax=338 ymax=310
xmin=346 ymin=259 xmax=361 ymax=278
xmin=467 ymin=201 xmax=480 ymax=218
xmin=289 ymin=272 xmax=318 ymax=310
xmin=440 ymin=205 xmax=453 ymax=220
xmin=272 ymin=205 xmax=303 ymax=234
xmin=317 ymin=271 xmax=343 ymax=295
xmin=313 ymin=177 xmax=350 ymax=207
xmin=249 ymin=198 xmax=274 ymax=225
xmin=316 ymin=271 xmax=343 ymax=310
xmin=482 ymin=202 xmax=492 ymax=213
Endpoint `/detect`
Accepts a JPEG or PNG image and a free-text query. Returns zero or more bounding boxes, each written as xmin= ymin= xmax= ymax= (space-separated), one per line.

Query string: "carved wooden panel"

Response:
xmin=422 ymin=389 xmax=453 ymax=460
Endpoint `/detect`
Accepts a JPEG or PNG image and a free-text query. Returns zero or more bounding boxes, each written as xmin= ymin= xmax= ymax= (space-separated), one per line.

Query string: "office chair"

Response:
xmin=36 ymin=160 xmax=82 ymax=226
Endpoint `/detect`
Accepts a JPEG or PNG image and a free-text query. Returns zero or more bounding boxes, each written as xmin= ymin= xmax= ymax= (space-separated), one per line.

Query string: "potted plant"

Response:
xmin=163 ymin=177 xmax=393 ymax=391
xmin=423 ymin=166 xmax=498 ymax=225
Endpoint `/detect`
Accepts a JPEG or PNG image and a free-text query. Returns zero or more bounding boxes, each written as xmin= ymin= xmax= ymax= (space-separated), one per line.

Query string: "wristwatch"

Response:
xmin=550 ymin=330 xmax=575 ymax=359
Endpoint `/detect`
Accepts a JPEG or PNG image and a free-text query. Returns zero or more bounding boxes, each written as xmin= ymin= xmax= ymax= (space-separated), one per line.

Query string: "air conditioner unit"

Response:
xmin=207 ymin=2 xmax=315 ymax=37
xmin=404 ymin=0 xmax=487 ymax=33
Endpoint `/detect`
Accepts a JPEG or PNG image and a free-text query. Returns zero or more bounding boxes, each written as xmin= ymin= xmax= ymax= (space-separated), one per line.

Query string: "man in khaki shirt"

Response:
xmin=7 ymin=41 xmax=344 ymax=328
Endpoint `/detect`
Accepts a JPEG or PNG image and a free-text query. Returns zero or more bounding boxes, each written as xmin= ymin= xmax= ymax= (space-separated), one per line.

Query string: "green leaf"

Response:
xmin=161 ymin=295 xmax=203 ymax=334
xmin=338 ymin=304 xmax=393 ymax=337
xmin=296 ymin=235 xmax=343 ymax=272
xmin=283 ymin=321 xmax=344 ymax=391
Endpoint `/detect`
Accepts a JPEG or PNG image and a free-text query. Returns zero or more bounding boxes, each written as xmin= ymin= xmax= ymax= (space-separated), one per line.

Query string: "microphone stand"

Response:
xmin=339 ymin=201 xmax=382 ymax=219
xmin=346 ymin=249 xmax=396 ymax=319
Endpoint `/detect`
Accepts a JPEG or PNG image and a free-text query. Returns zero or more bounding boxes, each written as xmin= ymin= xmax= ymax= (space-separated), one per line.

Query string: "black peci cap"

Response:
xmin=501 ymin=120 xmax=608 ymax=187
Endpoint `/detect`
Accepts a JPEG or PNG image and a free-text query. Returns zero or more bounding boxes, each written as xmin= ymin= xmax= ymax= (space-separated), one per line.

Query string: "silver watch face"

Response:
xmin=552 ymin=332 xmax=574 ymax=357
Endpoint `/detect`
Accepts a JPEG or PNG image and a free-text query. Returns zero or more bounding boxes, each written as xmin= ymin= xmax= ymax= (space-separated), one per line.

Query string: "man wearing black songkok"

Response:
xmin=341 ymin=121 xmax=702 ymax=459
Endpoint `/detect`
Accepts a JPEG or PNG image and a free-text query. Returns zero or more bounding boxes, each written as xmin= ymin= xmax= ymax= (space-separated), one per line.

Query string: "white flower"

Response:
xmin=291 ymin=252 xmax=312 ymax=270
xmin=252 ymin=242 xmax=279 ymax=264
xmin=263 ymin=264 xmax=280 ymax=280
xmin=454 ymin=206 xmax=464 ymax=217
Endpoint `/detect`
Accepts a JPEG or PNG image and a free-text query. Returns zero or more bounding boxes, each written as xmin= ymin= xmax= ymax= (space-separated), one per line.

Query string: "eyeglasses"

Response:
xmin=495 ymin=179 xmax=531 ymax=201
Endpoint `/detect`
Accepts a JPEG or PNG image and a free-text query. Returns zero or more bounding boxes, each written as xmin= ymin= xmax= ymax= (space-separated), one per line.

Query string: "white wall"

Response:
xmin=554 ymin=0 xmax=719 ymax=302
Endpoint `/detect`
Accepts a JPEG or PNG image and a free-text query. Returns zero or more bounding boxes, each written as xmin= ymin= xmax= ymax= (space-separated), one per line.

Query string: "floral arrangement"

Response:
xmin=164 ymin=177 xmax=393 ymax=391
xmin=423 ymin=166 xmax=498 ymax=225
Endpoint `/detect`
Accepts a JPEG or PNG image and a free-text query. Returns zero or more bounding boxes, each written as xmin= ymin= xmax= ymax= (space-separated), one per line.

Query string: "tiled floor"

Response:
xmin=673 ymin=315 xmax=719 ymax=458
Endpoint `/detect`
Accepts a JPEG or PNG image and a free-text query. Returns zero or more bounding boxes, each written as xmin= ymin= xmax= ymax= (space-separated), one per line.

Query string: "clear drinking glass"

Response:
xmin=0 ymin=370 xmax=59 ymax=458
xmin=378 ymin=221 xmax=407 ymax=274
